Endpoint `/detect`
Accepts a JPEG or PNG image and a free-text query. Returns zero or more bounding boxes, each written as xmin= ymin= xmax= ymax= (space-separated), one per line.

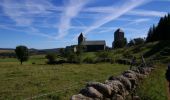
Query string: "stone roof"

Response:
xmin=82 ymin=40 xmax=106 ymax=45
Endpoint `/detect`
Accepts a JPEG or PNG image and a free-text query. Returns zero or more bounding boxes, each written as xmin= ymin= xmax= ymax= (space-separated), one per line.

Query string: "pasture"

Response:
xmin=137 ymin=64 xmax=168 ymax=100
xmin=0 ymin=55 xmax=128 ymax=100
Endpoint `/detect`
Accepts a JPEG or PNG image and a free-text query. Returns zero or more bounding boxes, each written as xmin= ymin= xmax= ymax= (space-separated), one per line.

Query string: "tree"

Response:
xmin=134 ymin=38 xmax=145 ymax=45
xmin=128 ymin=39 xmax=135 ymax=47
xmin=45 ymin=53 xmax=56 ymax=64
xmin=15 ymin=45 xmax=29 ymax=65
xmin=59 ymin=48 xmax=65 ymax=57
xmin=113 ymin=38 xmax=127 ymax=48
xmin=146 ymin=13 xmax=170 ymax=42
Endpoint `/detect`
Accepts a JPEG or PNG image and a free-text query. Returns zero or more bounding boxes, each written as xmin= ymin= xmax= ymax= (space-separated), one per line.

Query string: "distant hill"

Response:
xmin=0 ymin=48 xmax=62 ymax=55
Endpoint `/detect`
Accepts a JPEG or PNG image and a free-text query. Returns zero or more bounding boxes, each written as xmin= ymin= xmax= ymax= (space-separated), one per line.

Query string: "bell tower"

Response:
xmin=78 ymin=33 xmax=85 ymax=45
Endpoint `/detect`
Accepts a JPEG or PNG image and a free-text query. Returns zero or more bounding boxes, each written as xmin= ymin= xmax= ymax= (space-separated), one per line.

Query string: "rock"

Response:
xmin=71 ymin=94 xmax=94 ymax=100
xmin=112 ymin=94 xmax=124 ymax=100
xmin=105 ymin=80 xmax=126 ymax=97
xmin=80 ymin=86 xmax=103 ymax=99
xmin=115 ymin=75 xmax=132 ymax=92
xmin=123 ymin=72 xmax=138 ymax=89
xmin=123 ymin=70 xmax=138 ymax=80
xmin=87 ymin=82 xmax=112 ymax=97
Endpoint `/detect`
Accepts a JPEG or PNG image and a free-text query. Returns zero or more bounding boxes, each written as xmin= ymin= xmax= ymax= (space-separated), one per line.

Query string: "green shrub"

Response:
xmin=83 ymin=57 xmax=95 ymax=64
xmin=45 ymin=53 xmax=57 ymax=64
xmin=95 ymin=51 xmax=111 ymax=62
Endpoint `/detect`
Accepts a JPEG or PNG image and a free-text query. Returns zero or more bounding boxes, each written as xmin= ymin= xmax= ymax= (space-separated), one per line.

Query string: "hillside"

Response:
xmin=83 ymin=40 xmax=170 ymax=64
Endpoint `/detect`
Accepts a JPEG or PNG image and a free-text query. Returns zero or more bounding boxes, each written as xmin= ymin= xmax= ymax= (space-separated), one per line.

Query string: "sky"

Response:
xmin=0 ymin=0 xmax=170 ymax=49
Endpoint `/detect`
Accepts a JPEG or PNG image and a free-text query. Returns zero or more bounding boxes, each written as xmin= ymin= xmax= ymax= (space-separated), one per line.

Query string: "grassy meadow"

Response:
xmin=137 ymin=64 xmax=168 ymax=100
xmin=0 ymin=41 xmax=169 ymax=100
xmin=0 ymin=55 xmax=129 ymax=100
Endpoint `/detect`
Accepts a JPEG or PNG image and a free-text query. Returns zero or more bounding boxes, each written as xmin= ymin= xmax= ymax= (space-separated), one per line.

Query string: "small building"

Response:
xmin=78 ymin=33 xmax=106 ymax=52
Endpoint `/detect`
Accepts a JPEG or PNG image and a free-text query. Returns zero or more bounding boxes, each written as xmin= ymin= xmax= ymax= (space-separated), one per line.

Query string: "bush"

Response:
xmin=123 ymin=52 xmax=133 ymax=59
xmin=83 ymin=57 xmax=96 ymax=64
xmin=115 ymin=58 xmax=131 ymax=65
xmin=45 ymin=53 xmax=57 ymax=64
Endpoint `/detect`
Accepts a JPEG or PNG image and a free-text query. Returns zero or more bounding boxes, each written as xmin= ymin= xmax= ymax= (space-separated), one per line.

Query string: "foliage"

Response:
xmin=95 ymin=51 xmax=111 ymax=62
xmin=15 ymin=45 xmax=29 ymax=65
xmin=144 ymin=41 xmax=170 ymax=58
xmin=113 ymin=38 xmax=127 ymax=48
xmin=76 ymin=45 xmax=86 ymax=55
xmin=45 ymin=53 xmax=57 ymax=64
xmin=128 ymin=38 xmax=145 ymax=46
xmin=83 ymin=56 xmax=96 ymax=64
xmin=59 ymin=48 xmax=65 ymax=57
xmin=146 ymin=13 xmax=170 ymax=42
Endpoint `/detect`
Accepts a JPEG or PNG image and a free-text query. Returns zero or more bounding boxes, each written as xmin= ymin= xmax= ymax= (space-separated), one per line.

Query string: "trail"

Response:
xmin=166 ymin=81 xmax=170 ymax=100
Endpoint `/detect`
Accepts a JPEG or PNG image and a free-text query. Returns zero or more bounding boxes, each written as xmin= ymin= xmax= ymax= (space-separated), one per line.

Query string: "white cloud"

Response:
xmin=128 ymin=9 xmax=167 ymax=17
xmin=82 ymin=0 xmax=148 ymax=35
xmin=56 ymin=0 xmax=89 ymax=39
xmin=123 ymin=18 xmax=151 ymax=27
xmin=1 ymin=0 xmax=58 ymax=26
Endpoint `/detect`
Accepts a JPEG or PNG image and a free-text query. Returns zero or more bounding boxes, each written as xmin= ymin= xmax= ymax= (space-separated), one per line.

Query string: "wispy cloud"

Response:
xmin=82 ymin=0 xmax=149 ymax=35
xmin=0 ymin=0 xmax=60 ymax=39
xmin=128 ymin=9 xmax=167 ymax=17
xmin=123 ymin=18 xmax=151 ymax=27
xmin=56 ymin=0 xmax=89 ymax=39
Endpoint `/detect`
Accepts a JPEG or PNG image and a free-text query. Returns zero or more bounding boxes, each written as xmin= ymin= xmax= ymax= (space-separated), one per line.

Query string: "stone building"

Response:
xmin=112 ymin=28 xmax=127 ymax=48
xmin=78 ymin=33 xmax=106 ymax=52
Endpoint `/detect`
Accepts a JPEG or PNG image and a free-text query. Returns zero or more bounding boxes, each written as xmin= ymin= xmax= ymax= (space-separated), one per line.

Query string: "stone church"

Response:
xmin=78 ymin=33 xmax=106 ymax=52
xmin=66 ymin=28 xmax=125 ymax=52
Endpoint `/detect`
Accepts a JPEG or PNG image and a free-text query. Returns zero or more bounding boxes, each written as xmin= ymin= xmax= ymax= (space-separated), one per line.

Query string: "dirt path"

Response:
xmin=166 ymin=81 xmax=170 ymax=100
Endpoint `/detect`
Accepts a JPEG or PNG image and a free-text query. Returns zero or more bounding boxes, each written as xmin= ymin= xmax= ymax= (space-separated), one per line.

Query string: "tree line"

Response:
xmin=146 ymin=13 xmax=170 ymax=42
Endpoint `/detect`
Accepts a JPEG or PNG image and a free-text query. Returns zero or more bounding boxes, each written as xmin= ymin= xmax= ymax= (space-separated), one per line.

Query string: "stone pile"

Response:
xmin=71 ymin=66 xmax=154 ymax=100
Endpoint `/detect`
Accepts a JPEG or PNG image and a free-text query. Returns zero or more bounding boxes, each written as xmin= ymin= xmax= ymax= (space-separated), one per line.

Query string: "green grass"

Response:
xmin=0 ymin=41 xmax=170 ymax=100
xmin=0 ymin=57 xmax=128 ymax=100
xmin=137 ymin=64 xmax=168 ymax=100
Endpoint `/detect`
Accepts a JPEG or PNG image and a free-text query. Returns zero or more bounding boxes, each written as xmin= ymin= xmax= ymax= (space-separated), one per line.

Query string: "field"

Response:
xmin=0 ymin=41 xmax=169 ymax=100
xmin=0 ymin=56 xmax=129 ymax=100
xmin=137 ymin=64 xmax=168 ymax=100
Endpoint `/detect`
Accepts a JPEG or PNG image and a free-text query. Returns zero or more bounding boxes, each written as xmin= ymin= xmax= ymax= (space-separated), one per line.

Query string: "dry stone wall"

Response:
xmin=71 ymin=65 xmax=154 ymax=100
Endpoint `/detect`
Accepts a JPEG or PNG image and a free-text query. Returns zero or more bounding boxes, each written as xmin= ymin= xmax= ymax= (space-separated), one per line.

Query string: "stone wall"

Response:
xmin=71 ymin=65 xmax=155 ymax=100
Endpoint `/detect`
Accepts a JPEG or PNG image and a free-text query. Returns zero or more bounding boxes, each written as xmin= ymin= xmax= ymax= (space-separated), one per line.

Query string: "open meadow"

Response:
xmin=0 ymin=55 xmax=129 ymax=100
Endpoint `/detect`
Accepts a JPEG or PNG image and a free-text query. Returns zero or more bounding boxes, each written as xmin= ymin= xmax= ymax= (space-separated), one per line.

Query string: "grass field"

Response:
xmin=0 ymin=56 xmax=128 ymax=100
xmin=137 ymin=64 xmax=168 ymax=100
xmin=0 ymin=41 xmax=169 ymax=100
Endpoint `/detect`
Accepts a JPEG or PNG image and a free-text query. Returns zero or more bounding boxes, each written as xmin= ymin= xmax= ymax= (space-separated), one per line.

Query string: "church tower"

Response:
xmin=78 ymin=33 xmax=85 ymax=45
xmin=112 ymin=28 xmax=126 ymax=48
xmin=114 ymin=28 xmax=124 ymax=41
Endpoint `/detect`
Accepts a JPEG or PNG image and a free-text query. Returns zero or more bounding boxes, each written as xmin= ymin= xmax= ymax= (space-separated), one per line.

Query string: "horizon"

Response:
xmin=0 ymin=0 xmax=170 ymax=49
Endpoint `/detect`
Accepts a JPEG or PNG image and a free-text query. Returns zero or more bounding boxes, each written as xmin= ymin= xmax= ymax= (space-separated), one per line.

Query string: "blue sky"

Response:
xmin=0 ymin=0 xmax=169 ymax=49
